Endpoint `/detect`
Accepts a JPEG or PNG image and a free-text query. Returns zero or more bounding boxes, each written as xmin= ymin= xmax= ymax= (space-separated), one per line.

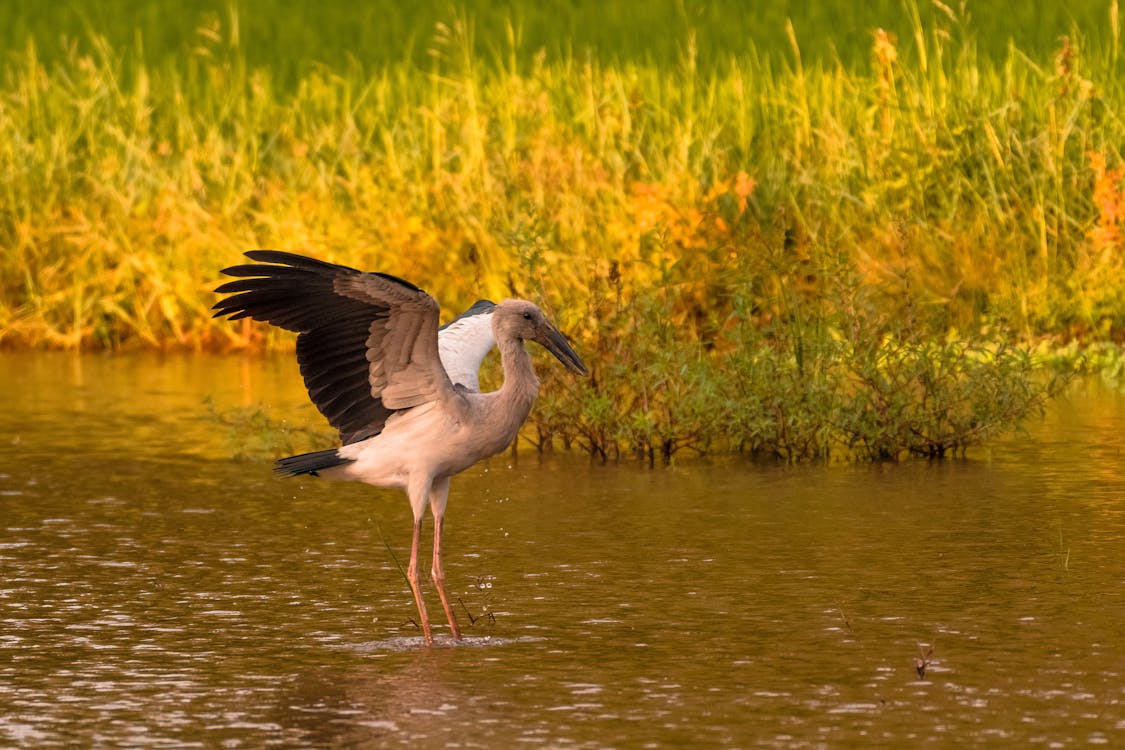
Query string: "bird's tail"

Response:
xmin=275 ymin=448 xmax=354 ymax=477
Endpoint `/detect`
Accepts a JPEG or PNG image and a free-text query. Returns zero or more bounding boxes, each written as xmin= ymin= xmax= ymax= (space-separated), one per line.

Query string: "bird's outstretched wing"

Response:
xmin=212 ymin=250 xmax=455 ymax=444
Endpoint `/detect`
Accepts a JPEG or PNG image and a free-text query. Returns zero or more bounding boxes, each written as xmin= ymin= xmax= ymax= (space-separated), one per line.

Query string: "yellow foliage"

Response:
xmin=1088 ymin=150 xmax=1125 ymax=251
xmin=2 ymin=19 xmax=1125 ymax=353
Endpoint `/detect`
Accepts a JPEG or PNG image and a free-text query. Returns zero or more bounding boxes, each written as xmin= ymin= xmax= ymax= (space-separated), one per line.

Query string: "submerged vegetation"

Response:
xmin=2 ymin=1 xmax=1122 ymax=460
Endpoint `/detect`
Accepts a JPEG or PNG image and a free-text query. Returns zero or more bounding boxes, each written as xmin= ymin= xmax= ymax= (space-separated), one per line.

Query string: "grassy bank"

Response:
xmin=1 ymin=2 xmax=1121 ymax=459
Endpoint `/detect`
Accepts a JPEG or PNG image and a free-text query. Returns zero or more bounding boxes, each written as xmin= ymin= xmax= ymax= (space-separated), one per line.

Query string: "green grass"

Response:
xmin=4 ymin=0 xmax=1117 ymax=84
xmin=0 ymin=0 xmax=1121 ymax=459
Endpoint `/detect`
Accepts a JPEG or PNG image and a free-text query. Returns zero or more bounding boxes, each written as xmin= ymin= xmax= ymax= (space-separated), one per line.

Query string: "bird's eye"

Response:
xmin=522 ymin=312 xmax=532 ymax=320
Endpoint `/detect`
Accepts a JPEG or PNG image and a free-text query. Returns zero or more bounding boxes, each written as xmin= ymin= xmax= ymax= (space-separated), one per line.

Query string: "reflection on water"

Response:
xmin=1 ymin=353 xmax=1123 ymax=747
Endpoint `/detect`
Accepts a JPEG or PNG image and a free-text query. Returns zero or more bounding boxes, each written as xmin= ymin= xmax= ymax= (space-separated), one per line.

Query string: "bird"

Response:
xmin=212 ymin=250 xmax=588 ymax=644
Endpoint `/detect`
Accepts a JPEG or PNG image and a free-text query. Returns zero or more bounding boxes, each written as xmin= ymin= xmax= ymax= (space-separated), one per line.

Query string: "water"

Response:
xmin=1 ymin=353 xmax=1123 ymax=748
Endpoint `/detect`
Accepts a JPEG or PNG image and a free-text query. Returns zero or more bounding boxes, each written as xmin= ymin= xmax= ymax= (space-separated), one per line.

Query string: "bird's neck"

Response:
xmin=497 ymin=336 xmax=540 ymax=416
xmin=467 ymin=336 xmax=540 ymax=461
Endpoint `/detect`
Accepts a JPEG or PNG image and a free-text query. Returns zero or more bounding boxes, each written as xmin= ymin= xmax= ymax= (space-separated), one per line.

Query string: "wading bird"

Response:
xmin=213 ymin=251 xmax=588 ymax=644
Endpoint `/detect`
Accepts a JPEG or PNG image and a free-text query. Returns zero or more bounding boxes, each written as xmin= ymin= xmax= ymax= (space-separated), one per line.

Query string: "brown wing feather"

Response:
xmin=212 ymin=250 xmax=453 ymax=444
xmin=333 ymin=270 xmax=450 ymax=411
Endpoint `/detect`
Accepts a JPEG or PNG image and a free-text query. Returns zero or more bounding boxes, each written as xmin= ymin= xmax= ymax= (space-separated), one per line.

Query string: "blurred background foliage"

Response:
xmin=3 ymin=0 xmax=1115 ymax=85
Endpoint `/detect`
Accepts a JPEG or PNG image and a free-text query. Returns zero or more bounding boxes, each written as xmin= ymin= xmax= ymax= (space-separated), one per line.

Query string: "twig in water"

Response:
xmin=458 ymin=597 xmax=481 ymax=625
xmin=371 ymin=519 xmax=411 ymax=590
xmin=457 ymin=575 xmax=497 ymax=627
xmin=915 ymin=642 xmax=935 ymax=678
xmin=1058 ymin=530 xmax=1070 ymax=571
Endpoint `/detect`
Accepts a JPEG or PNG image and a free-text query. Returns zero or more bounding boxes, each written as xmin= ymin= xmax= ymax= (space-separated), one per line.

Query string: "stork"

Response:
xmin=213 ymin=251 xmax=588 ymax=644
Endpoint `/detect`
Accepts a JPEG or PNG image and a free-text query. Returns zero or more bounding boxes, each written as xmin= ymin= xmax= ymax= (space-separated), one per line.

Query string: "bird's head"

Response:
xmin=494 ymin=300 xmax=588 ymax=376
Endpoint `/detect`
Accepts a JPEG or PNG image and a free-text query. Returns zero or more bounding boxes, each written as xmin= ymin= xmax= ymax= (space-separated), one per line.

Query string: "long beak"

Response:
xmin=539 ymin=324 xmax=589 ymax=376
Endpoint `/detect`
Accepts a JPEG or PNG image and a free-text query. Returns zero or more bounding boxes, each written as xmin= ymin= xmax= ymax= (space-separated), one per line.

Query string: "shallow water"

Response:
xmin=1 ymin=353 xmax=1123 ymax=747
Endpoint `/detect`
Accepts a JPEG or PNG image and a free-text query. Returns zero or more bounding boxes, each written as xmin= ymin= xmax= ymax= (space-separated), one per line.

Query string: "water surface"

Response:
xmin=1 ymin=353 xmax=1123 ymax=747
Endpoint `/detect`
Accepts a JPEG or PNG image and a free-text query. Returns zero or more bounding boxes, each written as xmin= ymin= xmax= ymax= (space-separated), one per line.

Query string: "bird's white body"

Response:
xmin=329 ymin=335 xmax=540 ymax=520
xmin=331 ymin=401 xmax=453 ymax=489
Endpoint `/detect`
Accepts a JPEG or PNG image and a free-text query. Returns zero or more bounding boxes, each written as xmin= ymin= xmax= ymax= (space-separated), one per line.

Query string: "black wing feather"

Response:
xmin=212 ymin=251 xmax=426 ymax=444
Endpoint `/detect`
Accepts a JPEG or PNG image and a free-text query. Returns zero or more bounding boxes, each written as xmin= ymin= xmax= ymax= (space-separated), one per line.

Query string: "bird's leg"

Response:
xmin=429 ymin=476 xmax=462 ymax=640
xmin=406 ymin=515 xmax=433 ymax=645
xmin=431 ymin=512 xmax=462 ymax=640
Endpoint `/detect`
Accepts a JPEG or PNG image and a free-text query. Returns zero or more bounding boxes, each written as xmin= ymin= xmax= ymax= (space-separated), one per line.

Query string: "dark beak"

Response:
xmin=539 ymin=324 xmax=589 ymax=376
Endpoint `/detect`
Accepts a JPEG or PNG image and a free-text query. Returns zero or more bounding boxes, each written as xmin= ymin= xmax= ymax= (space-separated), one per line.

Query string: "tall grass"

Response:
xmin=0 ymin=2 xmax=1119 ymax=458
xmin=5 ymin=0 xmax=1114 ymax=85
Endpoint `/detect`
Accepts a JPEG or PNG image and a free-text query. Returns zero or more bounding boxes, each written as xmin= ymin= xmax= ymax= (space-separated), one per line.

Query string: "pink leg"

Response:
xmin=431 ymin=512 xmax=462 ymax=640
xmin=406 ymin=517 xmax=433 ymax=645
